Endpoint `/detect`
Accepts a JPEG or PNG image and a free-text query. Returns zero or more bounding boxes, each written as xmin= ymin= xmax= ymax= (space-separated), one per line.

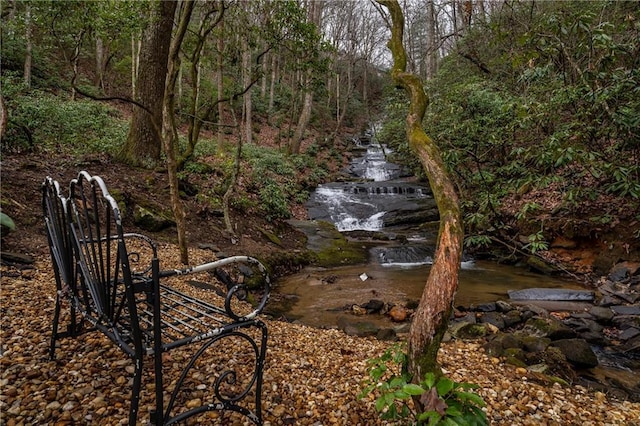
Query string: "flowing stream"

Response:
xmin=275 ymin=134 xmax=639 ymax=401
xmin=278 ymin=135 xmax=582 ymax=328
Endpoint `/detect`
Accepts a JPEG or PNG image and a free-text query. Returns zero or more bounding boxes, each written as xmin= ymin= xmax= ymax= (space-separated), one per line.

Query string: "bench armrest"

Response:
xmin=158 ymin=255 xmax=270 ymax=321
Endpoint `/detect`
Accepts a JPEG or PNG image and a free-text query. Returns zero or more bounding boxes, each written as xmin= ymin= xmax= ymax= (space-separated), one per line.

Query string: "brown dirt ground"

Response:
xmin=0 ymin=149 xmax=319 ymax=277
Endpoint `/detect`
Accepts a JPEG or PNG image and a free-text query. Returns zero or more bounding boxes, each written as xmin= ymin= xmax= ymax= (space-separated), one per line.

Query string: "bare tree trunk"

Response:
xmin=95 ymin=36 xmax=107 ymax=91
xmin=260 ymin=51 xmax=268 ymax=99
xmin=131 ymin=35 xmax=140 ymax=98
xmin=23 ymin=3 xmax=32 ymax=89
xmin=223 ymin=106 xmax=242 ymax=235
xmin=289 ymin=70 xmax=313 ymax=154
xmin=425 ymin=0 xmax=438 ymax=79
xmin=289 ymin=0 xmax=323 ymax=154
xmin=377 ymin=0 xmax=464 ymax=390
xmin=242 ymin=39 xmax=253 ymax=145
xmin=0 ymin=93 xmax=7 ymax=139
xmin=216 ymin=16 xmax=225 ymax=146
xmin=268 ymin=51 xmax=277 ymax=119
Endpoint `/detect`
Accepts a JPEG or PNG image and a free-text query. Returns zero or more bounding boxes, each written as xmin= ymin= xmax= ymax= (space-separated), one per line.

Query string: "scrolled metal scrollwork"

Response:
xmin=164 ymin=329 xmax=265 ymax=424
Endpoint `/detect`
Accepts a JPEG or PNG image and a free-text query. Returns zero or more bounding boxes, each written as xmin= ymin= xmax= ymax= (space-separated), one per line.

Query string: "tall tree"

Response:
xmin=289 ymin=0 xmax=324 ymax=154
xmin=376 ymin=0 xmax=464 ymax=400
xmin=119 ymin=0 xmax=177 ymax=168
xmin=23 ymin=3 xmax=32 ymax=88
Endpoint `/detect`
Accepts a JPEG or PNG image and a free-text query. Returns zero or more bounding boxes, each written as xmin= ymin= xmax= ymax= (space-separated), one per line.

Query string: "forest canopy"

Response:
xmin=1 ymin=0 xmax=639 ymax=269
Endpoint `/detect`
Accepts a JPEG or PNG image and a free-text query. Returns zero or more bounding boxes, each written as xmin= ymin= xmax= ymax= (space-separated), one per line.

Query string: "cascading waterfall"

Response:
xmin=306 ymin=139 xmax=436 ymax=245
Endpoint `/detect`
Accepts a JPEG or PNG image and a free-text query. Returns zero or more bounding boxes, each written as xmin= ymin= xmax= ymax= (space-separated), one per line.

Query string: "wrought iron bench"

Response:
xmin=42 ymin=171 xmax=270 ymax=425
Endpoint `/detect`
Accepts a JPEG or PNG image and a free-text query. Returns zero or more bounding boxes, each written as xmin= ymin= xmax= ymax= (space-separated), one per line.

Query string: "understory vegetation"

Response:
xmin=378 ymin=1 xmax=640 ymax=261
xmin=2 ymin=73 xmax=338 ymax=225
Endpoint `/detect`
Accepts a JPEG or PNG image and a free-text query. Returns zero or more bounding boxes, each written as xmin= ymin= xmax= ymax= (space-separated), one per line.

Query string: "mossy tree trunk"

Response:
xmin=162 ymin=1 xmax=195 ymax=264
xmin=377 ymin=0 xmax=464 ymax=388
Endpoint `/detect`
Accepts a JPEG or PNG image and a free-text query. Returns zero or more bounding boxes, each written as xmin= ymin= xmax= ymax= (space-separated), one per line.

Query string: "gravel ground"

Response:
xmin=2 ymin=248 xmax=640 ymax=426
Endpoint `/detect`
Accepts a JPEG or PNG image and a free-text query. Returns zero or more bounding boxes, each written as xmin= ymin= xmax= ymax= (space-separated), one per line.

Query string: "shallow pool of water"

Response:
xmin=275 ymin=260 xmax=585 ymax=328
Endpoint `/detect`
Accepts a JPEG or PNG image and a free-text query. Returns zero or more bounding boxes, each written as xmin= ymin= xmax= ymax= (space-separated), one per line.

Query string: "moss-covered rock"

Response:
xmin=550 ymin=338 xmax=599 ymax=368
xmin=133 ymin=205 xmax=175 ymax=232
xmin=455 ymin=323 xmax=491 ymax=339
xmin=504 ymin=347 xmax=527 ymax=367
xmin=522 ymin=317 xmax=577 ymax=340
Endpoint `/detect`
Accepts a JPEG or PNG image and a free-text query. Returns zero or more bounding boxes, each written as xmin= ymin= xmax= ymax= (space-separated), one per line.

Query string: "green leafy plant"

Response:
xmin=515 ymin=202 xmax=541 ymax=221
xmin=464 ymin=235 xmax=492 ymax=249
xmin=522 ymin=229 xmax=548 ymax=254
xmin=1 ymin=212 xmax=17 ymax=233
xmin=360 ymin=345 xmax=488 ymax=425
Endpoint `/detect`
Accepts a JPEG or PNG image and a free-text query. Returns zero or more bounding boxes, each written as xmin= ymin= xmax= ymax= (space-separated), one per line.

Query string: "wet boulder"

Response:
xmin=521 ymin=317 xmax=577 ymax=340
xmin=360 ymin=299 xmax=384 ymax=314
xmin=503 ymin=310 xmax=524 ymax=328
xmin=453 ymin=322 xmax=493 ymax=339
xmin=376 ymin=328 xmax=398 ymax=342
xmin=550 ymin=338 xmax=598 ymax=368
xmin=508 ymin=288 xmax=595 ymax=301
xmin=520 ymin=335 xmax=551 ymax=353
xmin=589 ymin=306 xmax=614 ymax=323
xmin=526 ymin=346 xmax=577 ymax=383
xmin=337 ymin=317 xmax=379 ymax=337
xmin=479 ymin=312 xmax=506 ymax=330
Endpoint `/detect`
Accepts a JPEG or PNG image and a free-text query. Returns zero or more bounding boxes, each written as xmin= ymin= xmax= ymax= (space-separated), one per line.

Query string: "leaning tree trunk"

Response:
xmin=162 ymin=0 xmax=195 ymax=264
xmin=377 ymin=0 xmax=464 ymax=387
xmin=0 ymin=93 xmax=7 ymax=139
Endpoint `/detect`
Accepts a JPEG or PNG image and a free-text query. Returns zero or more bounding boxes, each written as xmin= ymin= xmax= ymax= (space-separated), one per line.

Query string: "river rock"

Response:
xmin=376 ymin=328 xmax=398 ymax=341
xmin=618 ymin=327 xmax=640 ymax=341
xmin=388 ymin=305 xmax=408 ymax=322
xmin=526 ymin=346 xmax=577 ymax=382
xmin=508 ymin=288 xmax=595 ymax=301
xmin=521 ymin=317 xmax=577 ymax=340
xmin=564 ymin=317 xmax=603 ymax=333
xmin=608 ymin=261 xmax=640 ymax=282
xmin=503 ymin=310 xmax=523 ymax=327
xmin=589 ymin=306 xmax=614 ymax=323
xmin=526 ymin=256 xmax=559 ymax=275
xmin=494 ymin=332 xmax=524 ymax=350
xmin=360 ymin=299 xmax=384 ymax=314
xmin=337 ymin=317 xmax=379 ymax=337
xmin=520 ymin=335 xmax=551 ymax=353
xmin=550 ymin=338 xmax=598 ymax=368
xmin=495 ymin=300 xmax=515 ymax=312
xmin=599 ymin=281 xmax=640 ymax=304
xmin=611 ymin=305 xmax=640 ymax=316
xmin=454 ymin=323 xmax=492 ymax=339
xmin=503 ymin=347 xmax=527 ymax=367
xmin=479 ymin=312 xmax=506 ymax=330
xmin=471 ymin=302 xmax=497 ymax=312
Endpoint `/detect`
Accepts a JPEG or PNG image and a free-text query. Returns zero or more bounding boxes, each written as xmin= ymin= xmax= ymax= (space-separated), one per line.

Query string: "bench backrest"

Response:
xmin=68 ymin=171 xmax=152 ymax=352
xmin=42 ymin=177 xmax=76 ymax=296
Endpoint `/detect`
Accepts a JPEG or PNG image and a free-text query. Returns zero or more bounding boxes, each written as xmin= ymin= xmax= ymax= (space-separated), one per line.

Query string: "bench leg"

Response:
xmin=49 ymin=293 xmax=63 ymax=360
xmin=129 ymin=357 xmax=144 ymax=426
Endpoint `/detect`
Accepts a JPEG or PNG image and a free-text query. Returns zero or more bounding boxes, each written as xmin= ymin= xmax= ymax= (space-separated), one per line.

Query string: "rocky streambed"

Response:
xmin=315 ymin=261 xmax=640 ymax=401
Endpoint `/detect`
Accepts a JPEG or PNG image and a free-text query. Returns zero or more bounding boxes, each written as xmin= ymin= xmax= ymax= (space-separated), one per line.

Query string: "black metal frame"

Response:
xmin=42 ymin=171 xmax=270 ymax=425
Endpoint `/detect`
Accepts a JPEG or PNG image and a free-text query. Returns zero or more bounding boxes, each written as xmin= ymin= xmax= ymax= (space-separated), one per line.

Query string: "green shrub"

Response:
xmin=360 ymin=344 xmax=487 ymax=425
xmin=259 ymin=179 xmax=291 ymax=221
xmin=2 ymin=75 xmax=127 ymax=155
